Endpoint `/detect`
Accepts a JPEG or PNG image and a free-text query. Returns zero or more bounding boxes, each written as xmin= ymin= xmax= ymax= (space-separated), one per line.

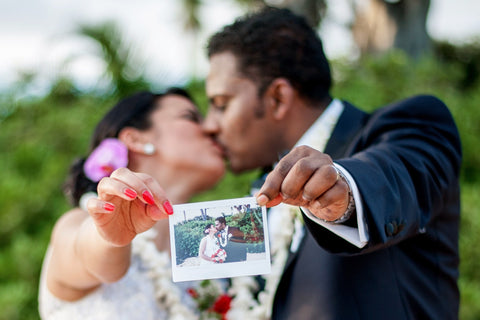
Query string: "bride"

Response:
xmin=38 ymin=88 xmax=227 ymax=319
xmin=198 ymin=224 xmax=224 ymax=264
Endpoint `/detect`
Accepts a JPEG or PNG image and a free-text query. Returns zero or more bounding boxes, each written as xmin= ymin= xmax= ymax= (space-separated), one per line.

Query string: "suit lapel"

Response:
xmin=285 ymin=102 xmax=367 ymax=264
xmin=272 ymin=102 xmax=369 ymax=318
xmin=324 ymin=101 xmax=368 ymax=159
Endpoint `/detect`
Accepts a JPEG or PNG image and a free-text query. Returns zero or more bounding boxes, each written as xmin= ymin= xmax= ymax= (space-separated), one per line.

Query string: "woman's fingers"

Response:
xmin=86 ymin=198 xmax=116 ymax=218
xmin=97 ymin=168 xmax=172 ymax=218
xmin=136 ymin=173 xmax=173 ymax=216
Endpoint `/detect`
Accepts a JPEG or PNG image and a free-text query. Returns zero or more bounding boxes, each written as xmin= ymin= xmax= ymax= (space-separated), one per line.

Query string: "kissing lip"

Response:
xmin=211 ymin=139 xmax=227 ymax=158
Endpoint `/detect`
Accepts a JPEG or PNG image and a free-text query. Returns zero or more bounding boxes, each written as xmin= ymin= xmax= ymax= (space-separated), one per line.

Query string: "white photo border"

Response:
xmin=169 ymin=197 xmax=271 ymax=282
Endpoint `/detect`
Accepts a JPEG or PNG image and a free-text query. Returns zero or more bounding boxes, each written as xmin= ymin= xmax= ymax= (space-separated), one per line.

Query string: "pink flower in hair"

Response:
xmin=83 ymin=138 xmax=128 ymax=182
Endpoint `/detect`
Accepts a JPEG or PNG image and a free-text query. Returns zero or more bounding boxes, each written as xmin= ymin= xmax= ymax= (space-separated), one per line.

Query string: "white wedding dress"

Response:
xmin=38 ymin=231 xmax=197 ymax=320
xmin=199 ymin=235 xmax=220 ymax=265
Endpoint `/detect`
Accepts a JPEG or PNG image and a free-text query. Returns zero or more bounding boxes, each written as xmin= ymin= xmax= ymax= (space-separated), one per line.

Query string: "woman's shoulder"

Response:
xmin=51 ymin=208 xmax=88 ymax=243
xmin=198 ymin=236 xmax=207 ymax=246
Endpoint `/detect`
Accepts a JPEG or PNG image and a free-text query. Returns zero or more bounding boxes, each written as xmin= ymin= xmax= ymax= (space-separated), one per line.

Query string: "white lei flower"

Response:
xmin=133 ymin=207 xmax=300 ymax=320
xmin=132 ymin=229 xmax=197 ymax=320
xmin=226 ymin=98 xmax=341 ymax=319
xmin=227 ymin=205 xmax=301 ymax=320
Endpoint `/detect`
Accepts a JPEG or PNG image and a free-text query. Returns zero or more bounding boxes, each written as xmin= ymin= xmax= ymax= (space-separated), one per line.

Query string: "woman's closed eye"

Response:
xmin=182 ymin=110 xmax=202 ymax=123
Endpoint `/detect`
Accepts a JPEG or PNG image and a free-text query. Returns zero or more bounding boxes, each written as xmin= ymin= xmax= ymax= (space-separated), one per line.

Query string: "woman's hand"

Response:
xmin=87 ymin=168 xmax=173 ymax=247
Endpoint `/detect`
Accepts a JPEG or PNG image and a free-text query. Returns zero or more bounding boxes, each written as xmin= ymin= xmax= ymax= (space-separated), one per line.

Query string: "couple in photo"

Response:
xmin=39 ymin=6 xmax=462 ymax=320
xmin=198 ymin=217 xmax=246 ymax=264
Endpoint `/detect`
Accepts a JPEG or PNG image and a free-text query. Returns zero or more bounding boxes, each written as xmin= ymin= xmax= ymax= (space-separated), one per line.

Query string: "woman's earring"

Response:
xmin=143 ymin=143 xmax=156 ymax=155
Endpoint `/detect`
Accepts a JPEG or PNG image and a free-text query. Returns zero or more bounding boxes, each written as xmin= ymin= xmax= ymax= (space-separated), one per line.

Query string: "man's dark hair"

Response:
xmin=207 ymin=6 xmax=332 ymax=106
xmin=215 ymin=216 xmax=227 ymax=225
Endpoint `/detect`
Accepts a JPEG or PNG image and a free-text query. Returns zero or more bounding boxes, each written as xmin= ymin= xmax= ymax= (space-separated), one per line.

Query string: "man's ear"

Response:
xmin=264 ymin=78 xmax=294 ymax=120
xmin=118 ymin=127 xmax=146 ymax=154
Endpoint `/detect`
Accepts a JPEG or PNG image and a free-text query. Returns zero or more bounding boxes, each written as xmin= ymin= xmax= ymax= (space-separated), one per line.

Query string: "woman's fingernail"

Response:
xmin=163 ymin=200 xmax=174 ymax=215
xmin=142 ymin=191 xmax=156 ymax=205
xmin=104 ymin=203 xmax=115 ymax=212
xmin=124 ymin=188 xmax=137 ymax=199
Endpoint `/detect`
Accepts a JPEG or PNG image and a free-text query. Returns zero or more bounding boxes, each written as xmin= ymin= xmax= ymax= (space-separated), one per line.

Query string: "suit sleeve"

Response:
xmin=304 ymin=95 xmax=462 ymax=254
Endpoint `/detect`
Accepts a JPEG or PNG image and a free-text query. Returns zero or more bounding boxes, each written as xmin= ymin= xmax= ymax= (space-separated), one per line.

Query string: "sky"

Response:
xmin=0 ymin=0 xmax=479 ymax=93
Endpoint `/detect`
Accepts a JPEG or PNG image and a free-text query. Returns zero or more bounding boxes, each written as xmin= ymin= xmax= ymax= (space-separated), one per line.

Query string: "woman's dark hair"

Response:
xmin=207 ymin=6 xmax=331 ymax=106
xmin=64 ymin=88 xmax=193 ymax=206
xmin=204 ymin=224 xmax=214 ymax=234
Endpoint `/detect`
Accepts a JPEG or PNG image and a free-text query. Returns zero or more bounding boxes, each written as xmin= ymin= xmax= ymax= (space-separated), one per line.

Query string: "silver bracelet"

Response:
xmin=325 ymin=165 xmax=356 ymax=224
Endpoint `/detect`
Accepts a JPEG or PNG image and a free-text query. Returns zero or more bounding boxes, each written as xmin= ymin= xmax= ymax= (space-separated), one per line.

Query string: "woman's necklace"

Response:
xmin=80 ymin=192 xmax=299 ymax=320
xmin=133 ymin=207 xmax=300 ymax=320
xmin=226 ymin=205 xmax=301 ymax=320
xmin=132 ymin=229 xmax=197 ymax=320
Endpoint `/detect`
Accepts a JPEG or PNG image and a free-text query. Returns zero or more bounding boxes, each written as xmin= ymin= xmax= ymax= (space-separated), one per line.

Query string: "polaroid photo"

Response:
xmin=169 ymin=196 xmax=271 ymax=282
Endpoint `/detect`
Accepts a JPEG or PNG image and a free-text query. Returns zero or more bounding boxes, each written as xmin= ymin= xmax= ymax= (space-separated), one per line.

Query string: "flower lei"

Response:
xmin=132 ymin=205 xmax=300 ymax=320
xmin=226 ymin=205 xmax=301 ymax=320
xmin=132 ymin=229 xmax=235 ymax=320
xmin=131 ymin=229 xmax=197 ymax=320
xmin=217 ymin=229 xmax=231 ymax=248
xmin=81 ymin=139 xmax=301 ymax=318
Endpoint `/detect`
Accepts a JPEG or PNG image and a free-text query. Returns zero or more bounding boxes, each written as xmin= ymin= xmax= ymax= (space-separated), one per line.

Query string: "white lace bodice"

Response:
xmin=38 ymin=233 xmax=197 ymax=320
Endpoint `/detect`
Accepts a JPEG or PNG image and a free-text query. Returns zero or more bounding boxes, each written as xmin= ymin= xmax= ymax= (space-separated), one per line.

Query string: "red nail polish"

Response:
xmin=163 ymin=200 xmax=174 ymax=215
xmin=104 ymin=203 xmax=115 ymax=211
xmin=142 ymin=191 xmax=155 ymax=205
xmin=124 ymin=188 xmax=137 ymax=199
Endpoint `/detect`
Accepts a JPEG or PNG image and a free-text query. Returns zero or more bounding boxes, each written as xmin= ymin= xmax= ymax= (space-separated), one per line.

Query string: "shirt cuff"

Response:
xmin=301 ymin=163 xmax=369 ymax=248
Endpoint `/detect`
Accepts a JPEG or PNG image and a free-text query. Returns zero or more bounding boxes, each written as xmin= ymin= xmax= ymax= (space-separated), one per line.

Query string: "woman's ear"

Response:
xmin=264 ymin=78 xmax=294 ymax=120
xmin=118 ymin=128 xmax=146 ymax=154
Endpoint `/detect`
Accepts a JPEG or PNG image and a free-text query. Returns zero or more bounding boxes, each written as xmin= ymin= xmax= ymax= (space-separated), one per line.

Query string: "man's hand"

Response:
xmin=256 ymin=146 xmax=350 ymax=222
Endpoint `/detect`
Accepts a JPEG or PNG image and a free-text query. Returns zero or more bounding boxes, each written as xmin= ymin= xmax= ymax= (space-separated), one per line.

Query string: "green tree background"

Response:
xmin=1 ymin=16 xmax=480 ymax=320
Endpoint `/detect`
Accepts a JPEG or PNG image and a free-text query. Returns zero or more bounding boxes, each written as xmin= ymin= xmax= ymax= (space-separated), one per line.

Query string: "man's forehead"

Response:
xmin=209 ymin=51 xmax=239 ymax=73
xmin=207 ymin=53 xmax=244 ymax=92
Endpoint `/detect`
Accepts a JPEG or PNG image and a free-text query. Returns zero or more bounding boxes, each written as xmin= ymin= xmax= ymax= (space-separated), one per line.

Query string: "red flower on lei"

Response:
xmin=187 ymin=280 xmax=233 ymax=319
xmin=210 ymin=294 xmax=233 ymax=319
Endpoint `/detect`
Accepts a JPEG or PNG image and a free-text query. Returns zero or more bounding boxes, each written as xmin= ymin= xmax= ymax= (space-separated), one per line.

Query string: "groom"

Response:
xmin=203 ymin=7 xmax=461 ymax=320
xmin=214 ymin=217 xmax=247 ymax=263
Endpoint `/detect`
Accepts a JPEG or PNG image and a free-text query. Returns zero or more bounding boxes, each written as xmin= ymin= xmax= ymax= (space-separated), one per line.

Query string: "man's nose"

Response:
xmin=202 ymin=110 xmax=220 ymax=134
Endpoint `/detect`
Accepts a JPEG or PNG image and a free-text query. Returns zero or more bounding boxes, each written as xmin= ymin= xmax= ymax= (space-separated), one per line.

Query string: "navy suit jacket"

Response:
xmin=271 ymin=95 xmax=461 ymax=320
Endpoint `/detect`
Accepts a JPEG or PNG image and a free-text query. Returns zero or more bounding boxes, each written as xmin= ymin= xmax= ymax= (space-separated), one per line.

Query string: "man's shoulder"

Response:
xmin=364 ymin=94 xmax=456 ymax=130
xmin=377 ymin=95 xmax=449 ymax=115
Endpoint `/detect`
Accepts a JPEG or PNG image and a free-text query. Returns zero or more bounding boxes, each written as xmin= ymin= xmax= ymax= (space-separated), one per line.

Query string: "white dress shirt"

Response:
xmin=279 ymin=99 xmax=368 ymax=249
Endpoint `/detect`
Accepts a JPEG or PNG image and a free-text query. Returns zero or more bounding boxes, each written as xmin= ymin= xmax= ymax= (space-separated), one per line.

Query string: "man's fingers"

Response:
xmin=280 ymin=158 xmax=316 ymax=200
xmin=257 ymin=193 xmax=283 ymax=208
xmin=257 ymin=146 xmax=334 ymax=206
xmin=257 ymin=146 xmax=315 ymax=204
xmin=308 ymin=180 xmax=350 ymax=221
xmin=301 ymin=164 xmax=338 ymax=201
